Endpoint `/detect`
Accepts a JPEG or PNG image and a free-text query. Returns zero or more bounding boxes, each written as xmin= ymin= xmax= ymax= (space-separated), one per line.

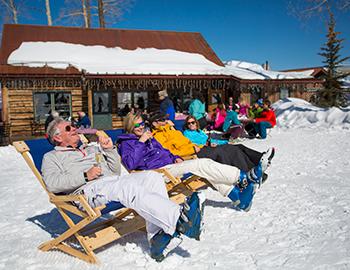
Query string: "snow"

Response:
xmin=223 ymin=60 xmax=314 ymax=80
xmin=7 ymin=42 xmax=313 ymax=79
xmin=273 ymin=98 xmax=350 ymax=129
xmin=1 ymin=98 xmax=350 ymax=269
xmin=7 ymin=41 xmax=224 ymax=75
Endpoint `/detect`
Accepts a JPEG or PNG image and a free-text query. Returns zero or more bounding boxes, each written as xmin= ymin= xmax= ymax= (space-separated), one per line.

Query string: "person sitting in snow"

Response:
xmin=245 ymin=99 xmax=276 ymax=139
xmin=42 ymin=118 xmax=204 ymax=262
xmin=222 ymin=104 xmax=244 ymax=140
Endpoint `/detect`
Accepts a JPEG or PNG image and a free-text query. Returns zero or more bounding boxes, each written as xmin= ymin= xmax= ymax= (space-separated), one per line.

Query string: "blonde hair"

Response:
xmin=123 ymin=112 xmax=142 ymax=133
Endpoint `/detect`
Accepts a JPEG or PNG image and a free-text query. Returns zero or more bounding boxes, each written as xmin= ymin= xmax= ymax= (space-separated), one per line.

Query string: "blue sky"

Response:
xmin=8 ymin=0 xmax=350 ymax=70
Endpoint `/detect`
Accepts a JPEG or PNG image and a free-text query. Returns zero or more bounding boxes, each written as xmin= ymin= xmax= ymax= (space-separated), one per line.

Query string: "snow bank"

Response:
xmin=273 ymin=97 xmax=350 ymax=129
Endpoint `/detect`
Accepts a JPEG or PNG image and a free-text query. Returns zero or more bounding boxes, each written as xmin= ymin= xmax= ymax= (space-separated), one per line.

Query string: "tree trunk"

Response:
xmin=86 ymin=0 xmax=91 ymax=28
xmin=9 ymin=0 xmax=18 ymax=23
xmin=97 ymin=0 xmax=105 ymax=28
xmin=45 ymin=0 xmax=52 ymax=26
xmin=82 ymin=0 xmax=88 ymax=27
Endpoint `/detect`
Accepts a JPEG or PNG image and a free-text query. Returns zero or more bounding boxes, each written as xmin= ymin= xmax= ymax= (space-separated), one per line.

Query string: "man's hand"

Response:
xmin=139 ymin=131 xmax=153 ymax=143
xmin=86 ymin=166 xmax=102 ymax=181
xmin=175 ymin=158 xmax=183 ymax=163
xmin=98 ymin=136 xmax=113 ymax=149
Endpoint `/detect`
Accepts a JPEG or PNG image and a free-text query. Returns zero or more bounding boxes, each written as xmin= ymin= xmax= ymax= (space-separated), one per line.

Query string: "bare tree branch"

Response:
xmin=45 ymin=0 xmax=52 ymax=25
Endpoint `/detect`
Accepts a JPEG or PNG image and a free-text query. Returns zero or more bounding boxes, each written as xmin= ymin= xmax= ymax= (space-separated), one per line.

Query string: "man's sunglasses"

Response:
xmin=64 ymin=124 xmax=75 ymax=132
xmin=134 ymin=122 xmax=145 ymax=128
xmin=187 ymin=121 xmax=196 ymax=125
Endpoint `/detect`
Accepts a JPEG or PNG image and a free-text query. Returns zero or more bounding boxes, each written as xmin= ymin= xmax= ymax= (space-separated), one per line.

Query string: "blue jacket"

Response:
xmin=189 ymin=99 xmax=205 ymax=120
xmin=117 ymin=133 xmax=180 ymax=170
xmin=77 ymin=115 xmax=91 ymax=128
xmin=183 ymin=129 xmax=228 ymax=146
xmin=223 ymin=110 xmax=240 ymax=132
xmin=160 ymin=97 xmax=175 ymax=121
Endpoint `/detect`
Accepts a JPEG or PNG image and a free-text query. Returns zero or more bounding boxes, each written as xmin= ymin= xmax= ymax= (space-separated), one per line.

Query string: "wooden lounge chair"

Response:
xmin=12 ymin=138 xmax=192 ymax=264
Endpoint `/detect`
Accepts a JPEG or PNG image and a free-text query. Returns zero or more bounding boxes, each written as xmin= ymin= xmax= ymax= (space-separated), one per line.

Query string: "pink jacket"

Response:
xmin=214 ymin=108 xmax=227 ymax=129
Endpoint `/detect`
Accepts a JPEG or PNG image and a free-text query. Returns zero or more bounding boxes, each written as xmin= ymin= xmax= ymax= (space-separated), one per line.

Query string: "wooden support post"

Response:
xmin=2 ymin=86 xmax=9 ymax=123
xmin=88 ymin=87 xmax=93 ymax=127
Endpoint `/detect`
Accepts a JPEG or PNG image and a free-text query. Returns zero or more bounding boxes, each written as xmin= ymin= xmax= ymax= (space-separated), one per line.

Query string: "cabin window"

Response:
xmin=117 ymin=91 xmax=148 ymax=116
xmin=33 ymin=92 xmax=71 ymax=122
xmin=93 ymin=91 xmax=111 ymax=114
xmin=280 ymin=88 xmax=289 ymax=99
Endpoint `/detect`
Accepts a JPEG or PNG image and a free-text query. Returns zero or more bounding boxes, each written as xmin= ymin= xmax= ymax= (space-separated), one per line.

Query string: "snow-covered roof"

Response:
xmin=7 ymin=41 xmax=314 ymax=80
xmin=223 ymin=60 xmax=314 ymax=80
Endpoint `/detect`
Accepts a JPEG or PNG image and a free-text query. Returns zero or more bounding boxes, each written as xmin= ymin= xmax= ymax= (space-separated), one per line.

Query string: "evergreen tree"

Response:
xmin=317 ymin=10 xmax=350 ymax=107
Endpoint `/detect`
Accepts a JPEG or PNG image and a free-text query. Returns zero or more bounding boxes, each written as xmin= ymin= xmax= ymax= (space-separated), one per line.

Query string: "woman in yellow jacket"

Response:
xmin=151 ymin=116 xmax=200 ymax=157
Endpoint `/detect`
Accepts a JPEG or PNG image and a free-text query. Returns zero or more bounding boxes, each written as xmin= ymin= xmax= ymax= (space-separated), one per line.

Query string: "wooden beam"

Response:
xmin=2 ymin=86 xmax=9 ymax=123
xmin=87 ymin=87 xmax=93 ymax=127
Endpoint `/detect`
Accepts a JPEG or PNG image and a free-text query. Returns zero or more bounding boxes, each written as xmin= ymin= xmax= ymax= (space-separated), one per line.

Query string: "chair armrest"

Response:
xmin=49 ymin=194 xmax=98 ymax=218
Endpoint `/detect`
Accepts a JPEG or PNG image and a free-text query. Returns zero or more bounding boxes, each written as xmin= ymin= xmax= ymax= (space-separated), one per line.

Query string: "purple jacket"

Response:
xmin=117 ymin=133 xmax=180 ymax=170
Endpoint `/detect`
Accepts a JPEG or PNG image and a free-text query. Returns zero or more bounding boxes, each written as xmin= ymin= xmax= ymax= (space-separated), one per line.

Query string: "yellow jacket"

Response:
xmin=153 ymin=124 xmax=197 ymax=157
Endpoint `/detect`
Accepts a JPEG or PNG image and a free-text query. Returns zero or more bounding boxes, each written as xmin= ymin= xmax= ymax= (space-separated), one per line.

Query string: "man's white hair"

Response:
xmin=47 ymin=118 xmax=65 ymax=145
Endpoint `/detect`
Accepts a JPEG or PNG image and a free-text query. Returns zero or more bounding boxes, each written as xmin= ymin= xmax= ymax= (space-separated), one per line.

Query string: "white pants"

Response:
xmin=78 ymin=171 xmax=181 ymax=240
xmin=163 ymin=158 xmax=240 ymax=196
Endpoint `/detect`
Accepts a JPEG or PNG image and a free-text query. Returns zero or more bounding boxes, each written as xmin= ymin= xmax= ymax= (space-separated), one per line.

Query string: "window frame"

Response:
xmin=33 ymin=91 xmax=72 ymax=123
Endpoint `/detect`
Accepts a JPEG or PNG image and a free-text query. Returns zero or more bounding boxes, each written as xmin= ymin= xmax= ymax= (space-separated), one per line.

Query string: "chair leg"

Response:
xmin=38 ymin=208 xmax=99 ymax=263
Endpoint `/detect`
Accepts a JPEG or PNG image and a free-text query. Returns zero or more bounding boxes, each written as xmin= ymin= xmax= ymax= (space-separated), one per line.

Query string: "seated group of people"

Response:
xmin=210 ymin=98 xmax=277 ymax=140
xmin=41 ymin=112 xmax=275 ymax=262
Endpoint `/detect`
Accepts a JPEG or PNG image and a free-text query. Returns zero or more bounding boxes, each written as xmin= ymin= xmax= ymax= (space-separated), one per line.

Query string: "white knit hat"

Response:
xmin=158 ymin=90 xmax=168 ymax=97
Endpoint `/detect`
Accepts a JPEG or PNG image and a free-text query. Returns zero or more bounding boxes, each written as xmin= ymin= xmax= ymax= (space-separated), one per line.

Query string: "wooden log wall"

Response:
xmin=7 ymin=86 xmax=84 ymax=139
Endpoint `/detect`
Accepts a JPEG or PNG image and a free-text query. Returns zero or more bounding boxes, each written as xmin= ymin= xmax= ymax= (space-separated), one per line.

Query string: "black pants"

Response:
xmin=197 ymin=144 xmax=263 ymax=172
xmin=198 ymin=117 xmax=207 ymax=130
xmin=244 ymin=123 xmax=257 ymax=137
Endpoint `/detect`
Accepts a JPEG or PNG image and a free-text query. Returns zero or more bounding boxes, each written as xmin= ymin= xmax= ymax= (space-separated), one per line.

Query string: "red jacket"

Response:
xmin=255 ymin=109 xmax=276 ymax=127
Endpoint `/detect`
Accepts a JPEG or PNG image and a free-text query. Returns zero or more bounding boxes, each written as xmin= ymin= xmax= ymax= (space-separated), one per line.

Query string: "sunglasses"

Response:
xmin=64 ymin=124 xmax=75 ymax=132
xmin=134 ymin=122 xmax=145 ymax=128
xmin=187 ymin=121 xmax=196 ymax=125
xmin=156 ymin=118 xmax=167 ymax=122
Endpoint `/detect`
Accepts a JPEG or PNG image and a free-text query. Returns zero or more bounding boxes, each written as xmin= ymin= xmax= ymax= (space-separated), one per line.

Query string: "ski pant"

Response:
xmin=254 ymin=122 xmax=272 ymax=139
xmin=75 ymin=171 xmax=181 ymax=240
xmin=162 ymin=158 xmax=240 ymax=197
xmin=197 ymin=144 xmax=263 ymax=172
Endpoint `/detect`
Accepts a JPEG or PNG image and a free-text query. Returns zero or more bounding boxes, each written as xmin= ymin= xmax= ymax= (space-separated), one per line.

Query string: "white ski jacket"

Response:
xmin=42 ymin=145 xmax=121 ymax=194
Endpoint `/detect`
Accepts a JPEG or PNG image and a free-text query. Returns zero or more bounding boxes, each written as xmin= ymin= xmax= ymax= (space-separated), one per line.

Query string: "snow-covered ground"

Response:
xmin=0 ymin=98 xmax=350 ymax=269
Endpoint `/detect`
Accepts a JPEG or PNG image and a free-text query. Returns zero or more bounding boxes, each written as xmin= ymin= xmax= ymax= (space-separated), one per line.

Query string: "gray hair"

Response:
xmin=47 ymin=118 xmax=65 ymax=145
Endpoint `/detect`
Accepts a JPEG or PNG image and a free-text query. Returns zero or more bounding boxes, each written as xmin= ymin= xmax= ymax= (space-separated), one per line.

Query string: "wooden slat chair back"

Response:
xmin=13 ymin=139 xmax=146 ymax=264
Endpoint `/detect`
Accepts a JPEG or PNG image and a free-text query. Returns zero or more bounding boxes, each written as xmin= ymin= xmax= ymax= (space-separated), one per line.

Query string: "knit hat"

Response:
xmin=158 ymin=90 xmax=168 ymax=97
xmin=149 ymin=112 xmax=167 ymax=124
xmin=257 ymin=98 xmax=264 ymax=106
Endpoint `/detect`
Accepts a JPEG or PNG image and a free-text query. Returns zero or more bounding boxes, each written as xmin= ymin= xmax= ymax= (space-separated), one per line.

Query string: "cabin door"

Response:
xmin=93 ymin=91 xmax=112 ymax=130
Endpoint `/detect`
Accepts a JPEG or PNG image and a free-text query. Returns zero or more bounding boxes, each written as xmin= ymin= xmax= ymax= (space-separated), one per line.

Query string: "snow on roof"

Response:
xmin=7 ymin=41 xmax=314 ymax=79
xmin=223 ymin=60 xmax=314 ymax=80
xmin=7 ymin=41 xmax=224 ymax=75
